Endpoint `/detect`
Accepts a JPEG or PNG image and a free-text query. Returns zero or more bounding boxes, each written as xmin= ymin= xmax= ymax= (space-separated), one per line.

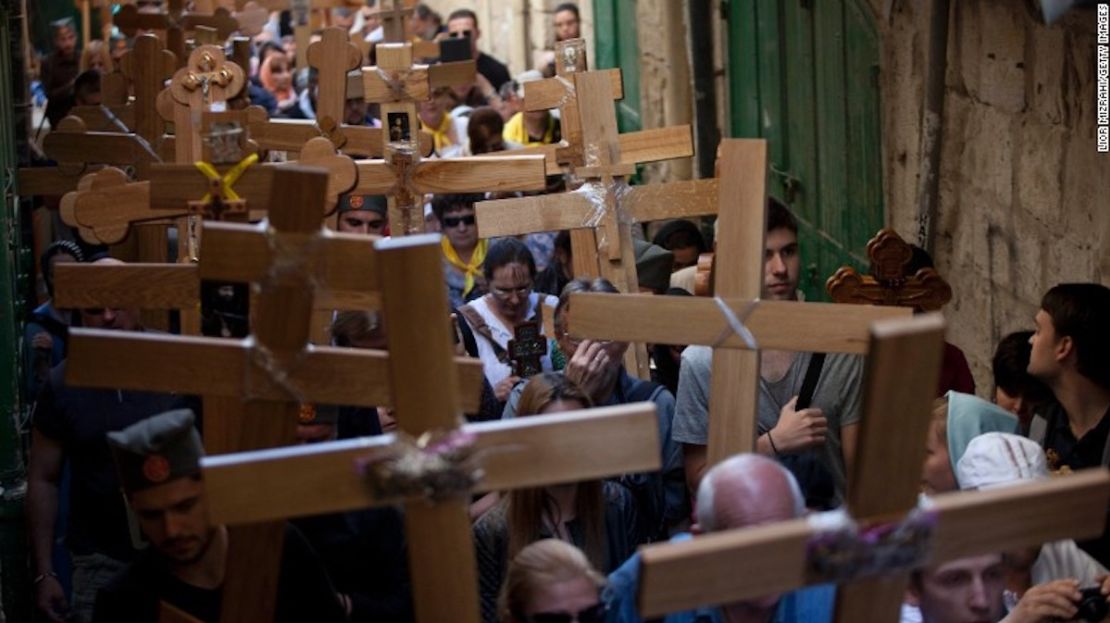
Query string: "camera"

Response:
xmin=1076 ymin=586 xmax=1109 ymax=622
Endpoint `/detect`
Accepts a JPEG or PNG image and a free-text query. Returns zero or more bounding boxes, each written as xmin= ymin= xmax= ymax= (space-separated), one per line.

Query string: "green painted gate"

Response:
xmin=592 ymin=0 xmax=641 ymax=133
xmin=728 ymin=0 xmax=884 ymax=301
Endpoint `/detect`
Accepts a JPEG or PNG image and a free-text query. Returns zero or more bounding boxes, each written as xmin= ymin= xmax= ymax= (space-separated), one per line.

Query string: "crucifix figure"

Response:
xmin=826 ymin=228 xmax=953 ymax=311
xmin=62 ymin=166 xmax=487 ymax=621
xmin=189 ymin=234 xmax=663 ymax=623
xmin=633 ymin=313 xmax=1110 ymax=622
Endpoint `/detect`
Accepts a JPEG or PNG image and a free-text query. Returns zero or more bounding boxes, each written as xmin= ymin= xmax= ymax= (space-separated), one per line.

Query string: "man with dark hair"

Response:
xmin=673 ymin=199 xmax=863 ymax=511
xmin=28 ymin=259 xmax=189 ymax=623
xmin=335 ymin=193 xmax=388 ymax=236
xmin=991 ymin=331 xmax=1053 ymax=432
xmin=446 ymin=8 xmax=511 ymax=91
xmin=1027 ymin=283 xmax=1110 ymax=565
xmin=553 ymin=3 xmax=581 ymax=42
xmin=42 ymin=18 xmax=80 ymax=128
xmin=73 ymin=70 xmax=101 ymax=107
xmin=432 ymin=193 xmax=487 ymax=309
xmin=92 ymin=410 xmax=347 ymax=622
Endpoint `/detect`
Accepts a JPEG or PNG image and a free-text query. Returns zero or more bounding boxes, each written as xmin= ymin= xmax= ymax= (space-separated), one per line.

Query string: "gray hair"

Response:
xmin=696 ymin=454 xmax=805 ymax=533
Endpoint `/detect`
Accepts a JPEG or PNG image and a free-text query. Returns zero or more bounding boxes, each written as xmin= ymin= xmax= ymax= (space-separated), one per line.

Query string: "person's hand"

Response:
xmin=769 ymin=397 xmax=827 ymax=453
xmin=1002 ymin=579 xmax=1081 ymax=623
xmin=1098 ymin=573 xmax=1110 ymax=597
xmin=564 ymin=340 xmax=611 ymax=399
xmin=31 ymin=331 xmax=53 ymax=350
xmin=35 ymin=574 xmax=69 ymax=623
xmin=494 ymin=375 xmax=521 ymax=402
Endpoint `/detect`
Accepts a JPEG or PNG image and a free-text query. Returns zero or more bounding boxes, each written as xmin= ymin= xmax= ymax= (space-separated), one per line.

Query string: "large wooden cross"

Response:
xmin=193 ymin=235 xmax=663 ymax=623
xmin=567 ymin=140 xmax=910 ymax=468
xmin=62 ymin=166 xmax=485 ymax=621
xmin=634 ymin=313 xmax=1110 ymax=621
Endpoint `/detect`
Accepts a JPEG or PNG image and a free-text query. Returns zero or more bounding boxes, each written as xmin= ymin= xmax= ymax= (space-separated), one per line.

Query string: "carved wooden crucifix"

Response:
xmin=62 ymin=166 xmax=489 ymax=621
xmin=826 ymin=228 xmax=953 ymax=312
xmin=190 ymin=234 xmax=662 ymax=623
xmin=634 ymin=313 xmax=1110 ymax=621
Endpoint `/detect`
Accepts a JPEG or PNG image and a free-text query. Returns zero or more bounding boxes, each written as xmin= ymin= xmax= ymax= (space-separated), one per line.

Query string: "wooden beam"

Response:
xmin=475 ymin=191 xmax=592 ymax=237
xmin=202 ymin=403 xmax=661 ymax=524
xmin=522 ymin=68 xmax=623 ymax=112
xmin=66 ymin=329 xmax=486 ymax=412
xmin=621 ymin=178 xmax=718 ymax=222
xmin=638 ymin=469 xmax=1110 ymax=617
xmin=409 ymin=155 xmax=547 ymax=194
xmin=54 ymin=263 xmax=196 ymax=309
xmin=567 ymin=294 xmax=912 ymax=354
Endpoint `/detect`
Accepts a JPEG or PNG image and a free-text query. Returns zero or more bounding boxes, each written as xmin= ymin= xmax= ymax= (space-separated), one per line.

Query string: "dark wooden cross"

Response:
xmin=635 ymin=313 xmax=1110 ymax=622
xmin=826 ymin=228 xmax=953 ymax=312
xmin=508 ymin=321 xmax=548 ymax=378
xmin=63 ymin=166 xmax=489 ymax=621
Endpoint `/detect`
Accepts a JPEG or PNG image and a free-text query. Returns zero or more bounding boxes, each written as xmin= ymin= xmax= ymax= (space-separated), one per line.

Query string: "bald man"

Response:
xmin=604 ymin=454 xmax=835 ymax=623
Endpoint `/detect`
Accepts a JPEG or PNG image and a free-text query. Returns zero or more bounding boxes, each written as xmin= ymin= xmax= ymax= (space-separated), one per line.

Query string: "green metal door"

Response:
xmin=593 ymin=0 xmax=641 ymax=133
xmin=729 ymin=0 xmax=883 ymax=301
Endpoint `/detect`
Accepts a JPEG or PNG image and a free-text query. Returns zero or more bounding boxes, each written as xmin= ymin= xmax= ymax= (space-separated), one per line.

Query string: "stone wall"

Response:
xmin=879 ymin=0 xmax=1110 ymax=392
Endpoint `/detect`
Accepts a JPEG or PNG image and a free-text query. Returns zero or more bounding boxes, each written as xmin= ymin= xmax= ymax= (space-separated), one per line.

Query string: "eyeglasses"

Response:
xmin=442 ymin=214 xmax=476 ymax=228
xmin=525 ymin=603 xmax=607 ymax=623
xmin=490 ymin=283 xmax=532 ymax=300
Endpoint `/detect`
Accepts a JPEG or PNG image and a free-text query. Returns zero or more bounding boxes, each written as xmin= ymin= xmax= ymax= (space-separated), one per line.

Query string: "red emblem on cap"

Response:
xmin=348 ymin=195 xmax=364 ymax=209
xmin=142 ymin=455 xmax=171 ymax=484
xmin=299 ymin=404 xmax=317 ymax=424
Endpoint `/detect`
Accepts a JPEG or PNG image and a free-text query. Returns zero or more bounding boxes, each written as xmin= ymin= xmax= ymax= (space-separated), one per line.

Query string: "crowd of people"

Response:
xmin=19 ymin=2 xmax=1110 ymax=623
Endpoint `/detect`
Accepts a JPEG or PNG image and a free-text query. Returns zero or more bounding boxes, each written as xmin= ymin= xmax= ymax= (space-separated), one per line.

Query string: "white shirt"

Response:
xmin=468 ymin=292 xmax=557 ymax=388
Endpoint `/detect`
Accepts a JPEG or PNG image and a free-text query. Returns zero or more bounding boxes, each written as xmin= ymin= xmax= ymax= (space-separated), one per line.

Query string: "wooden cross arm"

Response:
xmin=149 ymin=164 xmax=275 ymax=212
xmin=17 ymin=167 xmax=95 ymax=196
xmin=411 ymin=155 xmax=547 ymax=194
xmin=621 ymin=178 xmax=718 ymax=223
xmin=201 ymin=402 xmax=662 ymax=524
xmin=482 ymin=127 xmax=696 ymax=177
xmin=523 ymin=68 xmax=623 ymax=112
xmin=638 ymin=468 xmax=1110 ymax=618
xmin=199 ymin=222 xmax=382 ymax=301
xmin=65 ymin=328 xmax=485 ymax=411
xmin=475 ymin=190 xmax=594 ymax=238
xmin=68 ymin=105 xmax=134 ymax=133
xmin=42 ymin=127 xmax=161 ymax=167
xmin=249 ymin=119 xmax=435 ymax=158
xmin=567 ymin=294 xmax=912 ymax=354
xmin=350 ymin=60 xmax=476 ymax=103
xmin=54 ymin=263 xmax=196 ymax=310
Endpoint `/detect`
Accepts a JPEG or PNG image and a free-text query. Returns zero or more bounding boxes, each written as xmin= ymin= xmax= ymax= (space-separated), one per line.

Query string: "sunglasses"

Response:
xmin=449 ymin=29 xmax=473 ymax=39
xmin=525 ymin=603 xmax=606 ymax=623
xmin=442 ymin=214 xmax=476 ymax=228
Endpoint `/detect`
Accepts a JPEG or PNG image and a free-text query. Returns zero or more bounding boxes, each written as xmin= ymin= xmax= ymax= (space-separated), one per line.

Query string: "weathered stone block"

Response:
xmin=956 ymin=102 xmax=1015 ymax=205
xmin=1015 ymin=117 xmax=1066 ymax=226
xmin=1025 ymin=25 xmax=1066 ymax=125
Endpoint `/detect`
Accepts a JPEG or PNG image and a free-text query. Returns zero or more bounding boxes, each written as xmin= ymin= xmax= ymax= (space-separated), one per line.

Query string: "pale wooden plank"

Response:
xmin=202 ymin=403 xmax=661 ymax=524
xmin=475 ymin=191 xmax=593 ymax=237
xmin=523 ymin=68 xmax=623 ymax=112
xmin=306 ymin=27 xmax=361 ymax=124
xmin=352 ymin=160 xmax=399 ymax=195
xmin=618 ymin=125 xmax=694 ymax=164
xmin=67 ymin=330 xmax=485 ymax=412
xmin=622 ymin=178 xmax=719 ymax=223
xmin=54 ymin=263 xmax=196 ymax=309
xmin=707 ymin=140 xmax=766 ymax=465
xmin=638 ymin=469 xmax=1110 ymax=617
xmin=568 ymin=294 xmax=912 ymax=354
xmin=410 ymin=155 xmax=547 ymax=194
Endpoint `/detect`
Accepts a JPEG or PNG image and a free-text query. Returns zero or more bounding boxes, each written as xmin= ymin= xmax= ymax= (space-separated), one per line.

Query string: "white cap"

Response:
xmin=956 ymin=432 xmax=1049 ymax=490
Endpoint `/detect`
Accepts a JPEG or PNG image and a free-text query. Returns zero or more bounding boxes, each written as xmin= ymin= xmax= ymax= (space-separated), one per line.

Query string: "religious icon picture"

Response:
xmin=388 ymin=112 xmax=411 ymax=143
xmin=509 ymin=321 xmax=547 ymax=378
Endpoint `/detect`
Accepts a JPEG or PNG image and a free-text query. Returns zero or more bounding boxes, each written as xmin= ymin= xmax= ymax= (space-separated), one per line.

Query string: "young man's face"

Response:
xmin=912 ymin=554 xmax=1006 ymax=623
xmin=1027 ymin=310 xmax=1064 ymax=381
xmin=338 ymin=210 xmax=386 ymax=236
xmin=554 ymin=9 xmax=581 ymax=42
xmin=441 ymin=206 xmax=478 ymax=251
xmin=54 ymin=27 xmax=77 ymax=56
xmin=763 ymin=227 xmax=800 ymax=301
xmin=130 ymin=476 xmax=215 ymax=565
xmin=447 ymin=16 xmax=479 ymax=58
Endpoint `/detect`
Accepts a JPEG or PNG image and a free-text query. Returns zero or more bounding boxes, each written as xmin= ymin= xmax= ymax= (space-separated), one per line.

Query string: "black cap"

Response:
xmin=107 ymin=409 xmax=204 ymax=493
xmin=337 ymin=194 xmax=387 ymax=216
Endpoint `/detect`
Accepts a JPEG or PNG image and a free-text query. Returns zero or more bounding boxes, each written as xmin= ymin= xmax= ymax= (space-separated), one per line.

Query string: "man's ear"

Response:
xmin=1056 ymin=335 xmax=1075 ymax=364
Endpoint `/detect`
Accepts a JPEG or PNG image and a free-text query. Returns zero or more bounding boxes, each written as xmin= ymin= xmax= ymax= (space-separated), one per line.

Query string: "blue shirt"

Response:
xmin=604 ymin=534 xmax=836 ymax=623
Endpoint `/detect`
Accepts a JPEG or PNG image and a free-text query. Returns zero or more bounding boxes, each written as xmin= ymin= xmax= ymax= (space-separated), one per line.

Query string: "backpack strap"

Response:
xmin=795 ymin=352 xmax=826 ymax=410
xmin=456 ymin=303 xmax=509 ymax=364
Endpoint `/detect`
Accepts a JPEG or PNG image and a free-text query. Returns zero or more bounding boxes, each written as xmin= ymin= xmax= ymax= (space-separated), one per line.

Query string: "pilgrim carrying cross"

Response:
xmin=634 ymin=313 xmax=1110 ymax=622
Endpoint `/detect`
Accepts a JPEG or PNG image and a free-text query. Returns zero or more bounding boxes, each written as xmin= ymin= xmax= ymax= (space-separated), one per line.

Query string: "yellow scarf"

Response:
xmin=503 ymin=111 xmax=556 ymax=146
xmin=422 ymin=113 xmax=456 ymax=153
xmin=442 ymin=237 xmax=488 ymax=297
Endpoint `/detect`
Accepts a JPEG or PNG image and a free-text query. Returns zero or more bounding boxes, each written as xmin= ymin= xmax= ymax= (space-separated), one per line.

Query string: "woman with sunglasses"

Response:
xmin=500 ymin=539 xmax=609 ymax=623
xmin=455 ymin=238 xmax=559 ymax=404
xmin=474 ymin=373 xmax=641 ymax=622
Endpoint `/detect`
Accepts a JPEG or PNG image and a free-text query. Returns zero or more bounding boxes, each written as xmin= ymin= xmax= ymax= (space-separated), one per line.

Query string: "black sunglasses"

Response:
xmin=442 ymin=214 xmax=476 ymax=227
xmin=525 ymin=603 xmax=606 ymax=623
xmin=450 ymin=29 xmax=473 ymax=39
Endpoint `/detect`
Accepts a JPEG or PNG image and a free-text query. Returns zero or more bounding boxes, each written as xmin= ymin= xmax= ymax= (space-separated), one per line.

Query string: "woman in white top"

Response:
xmin=455 ymin=238 xmax=559 ymax=403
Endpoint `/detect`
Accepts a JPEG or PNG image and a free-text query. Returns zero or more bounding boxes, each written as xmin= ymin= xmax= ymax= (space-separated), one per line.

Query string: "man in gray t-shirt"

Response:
xmin=673 ymin=200 xmax=863 ymax=509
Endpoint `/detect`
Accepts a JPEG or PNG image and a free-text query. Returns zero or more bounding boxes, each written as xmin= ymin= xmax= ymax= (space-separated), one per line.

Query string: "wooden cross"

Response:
xmin=635 ymin=313 xmax=1110 ymax=621
xmin=61 ymin=166 xmax=487 ymax=621
xmin=191 ymin=235 xmax=662 ymax=623
xmin=566 ymin=140 xmax=910 ymax=466
xmin=475 ymin=54 xmax=709 ymax=377
xmin=114 ymin=1 xmax=264 ymax=68
xmin=508 ymin=321 xmax=547 ymax=378
xmin=826 ymin=228 xmax=953 ymax=312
